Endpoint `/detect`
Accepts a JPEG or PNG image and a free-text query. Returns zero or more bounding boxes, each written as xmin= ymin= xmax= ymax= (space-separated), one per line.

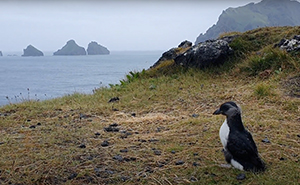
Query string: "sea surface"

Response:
xmin=0 ymin=51 xmax=162 ymax=107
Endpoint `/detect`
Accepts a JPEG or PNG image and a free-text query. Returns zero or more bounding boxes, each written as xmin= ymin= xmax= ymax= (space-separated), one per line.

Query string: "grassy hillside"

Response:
xmin=0 ymin=26 xmax=300 ymax=184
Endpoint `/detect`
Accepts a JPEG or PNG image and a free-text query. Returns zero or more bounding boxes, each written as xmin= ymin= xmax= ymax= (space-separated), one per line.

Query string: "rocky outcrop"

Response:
xmin=153 ymin=39 xmax=233 ymax=69
xmin=175 ymin=39 xmax=233 ymax=68
xmin=152 ymin=40 xmax=192 ymax=68
xmin=87 ymin=41 xmax=110 ymax=55
xmin=0 ymin=51 xmax=2 ymax=56
xmin=53 ymin=40 xmax=86 ymax=56
xmin=195 ymin=0 xmax=300 ymax=44
xmin=22 ymin=45 xmax=44 ymax=57
xmin=275 ymin=35 xmax=300 ymax=52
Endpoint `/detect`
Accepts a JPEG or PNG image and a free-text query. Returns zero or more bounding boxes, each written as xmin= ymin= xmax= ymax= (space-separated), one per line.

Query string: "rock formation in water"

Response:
xmin=87 ymin=41 xmax=110 ymax=55
xmin=22 ymin=45 xmax=44 ymax=57
xmin=53 ymin=40 xmax=86 ymax=56
xmin=195 ymin=0 xmax=300 ymax=44
xmin=0 ymin=51 xmax=2 ymax=56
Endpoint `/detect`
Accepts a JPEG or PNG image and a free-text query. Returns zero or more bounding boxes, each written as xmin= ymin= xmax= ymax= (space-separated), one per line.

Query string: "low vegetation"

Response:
xmin=0 ymin=26 xmax=300 ymax=184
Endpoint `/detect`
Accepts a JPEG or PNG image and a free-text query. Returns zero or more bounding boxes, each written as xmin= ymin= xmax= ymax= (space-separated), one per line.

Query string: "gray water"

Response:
xmin=0 ymin=51 xmax=162 ymax=106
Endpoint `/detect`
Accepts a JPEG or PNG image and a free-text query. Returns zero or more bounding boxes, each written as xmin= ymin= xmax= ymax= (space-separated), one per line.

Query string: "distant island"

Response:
xmin=22 ymin=45 xmax=44 ymax=57
xmin=87 ymin=41 xmax=110 ymax=55
xmin=53 ymin=40 xmax=110 ymax=56
xmin=0 ymin=51 xmax=2 ymax=56
xmin=53 ymin=40 xmax=86 ymax=56
xmin=195 ymin=0 xmax=300 ymax=44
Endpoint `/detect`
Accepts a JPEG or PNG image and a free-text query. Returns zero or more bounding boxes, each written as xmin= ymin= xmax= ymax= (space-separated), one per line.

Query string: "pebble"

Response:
xmin=95 ymin=132 xmax=101 ymax=136
xmin=68 ymin=173 xmax=78 ymax=180
xmin=101 ymin=140 xmax=110 ymax=147
xmin=192 ymin=114 xmax=199 ymax=118
xmin=262 ymin=138 xmax=271 ymax=143
xmin=190 ymin=176 xmax=198 ymax=182
xmin=108 ymin=97 xmax=119 ymax=103
xmin=236 ymin=173 xmax=246 ymax=180
xmin=154 ymin=150 xmax=162 ymax=156
xmin=79 ymin=144 xmax=86 ymax=148
xmin=113 ymin=155 xmax=123 ymax=162
xmin=104 ymin=126 xmax=119 ymax=132
xmin=175 ymin=160 xmax=185 ymax=165
xmin=120 ymin=149 xmax=128 ymax=153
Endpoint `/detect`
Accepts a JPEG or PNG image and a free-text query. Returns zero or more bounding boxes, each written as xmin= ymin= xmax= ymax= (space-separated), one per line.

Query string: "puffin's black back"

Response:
xmin=214 ymin=101 xmax=266 ymax=172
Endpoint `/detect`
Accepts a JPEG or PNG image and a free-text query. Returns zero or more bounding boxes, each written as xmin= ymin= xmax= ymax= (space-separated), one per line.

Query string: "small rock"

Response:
xmin=79 ymin=144 xmax=86 ymax=148
xmin=120 ymin=176 xmax=130 ymax=182
xmin=101 ymin=140 xmax=109 ymax=147
xmin=104 ymin=126 xmax=119 ymax=132
xmin=262 ymin=138 xmax=271 ymax=143
xmin=192 ymin=114 xmax=199 ymax=118
xmin=192 ymin=162 xmax=199 ymax=166
xmin=279 ymin=157 xmax=286 ymax=161
xmin=120 ymin=149 xmax=128 ymax=153
xmin=29 ymin=125 xmax=36 ymax=129
xmin=190 ymin=176 xmax=198 ymax=182
xmin=95 ymin=132 xmax=101 ymax=136
xmin=175 ymin=160 xmax=185 ymax=165
xmin=68 ymin=173 xmax=78 ymax=180
xmin=171 ymin=150 xmax=176 ymax=154
xmin=131 ymin=113 xmax=136 ymax=117
xmin=154 ymin=150 xmax=162 ymax=156
xmin=148 ymin=138 xmax=159 ymax=142
xmin=37 ymin=122 xmax=41 ymax=126
xmin=108 ymin=97 xmax=119 ymax=103
xmin=236 ymin=173 xmax=246 ymax=180
xmin=110 ymin=123 xmax=118 ymax=127
xmin=113 ymin=155 xmax=123 ymax=162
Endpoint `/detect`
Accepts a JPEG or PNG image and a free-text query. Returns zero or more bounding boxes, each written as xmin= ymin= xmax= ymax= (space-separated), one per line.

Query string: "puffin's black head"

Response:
xmin=213 ymin=101 xmax=241 ymax=117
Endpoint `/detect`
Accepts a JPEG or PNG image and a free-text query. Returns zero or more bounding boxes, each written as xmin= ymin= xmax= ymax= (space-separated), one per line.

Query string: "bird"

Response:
xmin=213 ymin=101 xmax=266 ymax=172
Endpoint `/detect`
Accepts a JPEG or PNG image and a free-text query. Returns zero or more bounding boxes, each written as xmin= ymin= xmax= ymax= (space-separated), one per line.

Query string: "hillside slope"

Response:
xmin=195 ymin=0 xmax=300 ymax=44
xmin=0 ymin=26 xmax=300 ymax=184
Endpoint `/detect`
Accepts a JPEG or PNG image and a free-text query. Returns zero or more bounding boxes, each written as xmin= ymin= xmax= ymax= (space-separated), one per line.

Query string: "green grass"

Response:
xmin=1 ymin=26 xmax=300 ymax=184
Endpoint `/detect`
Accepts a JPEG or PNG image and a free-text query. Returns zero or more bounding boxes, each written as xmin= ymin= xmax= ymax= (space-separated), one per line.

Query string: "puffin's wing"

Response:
xmin=227 ymin=131 xmax=265 ymax=171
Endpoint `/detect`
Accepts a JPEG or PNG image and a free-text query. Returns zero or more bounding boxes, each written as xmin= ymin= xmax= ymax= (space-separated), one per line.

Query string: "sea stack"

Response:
xmin=22 ymin=45 xmax=44 ymax=57
xmin=53 ymin=40 xmax=86 ymax=56
xmin=87 ymin=41 xmax=110 ymax=55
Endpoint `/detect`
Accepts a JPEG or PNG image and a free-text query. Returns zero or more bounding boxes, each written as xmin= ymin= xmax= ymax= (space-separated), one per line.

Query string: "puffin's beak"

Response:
xmin=213 ymin=108 xmax=221 ymax=115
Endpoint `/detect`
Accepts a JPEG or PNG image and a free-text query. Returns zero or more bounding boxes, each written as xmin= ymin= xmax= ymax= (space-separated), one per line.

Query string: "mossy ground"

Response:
xmin=1 ymin=26 xmax=300 ymax=184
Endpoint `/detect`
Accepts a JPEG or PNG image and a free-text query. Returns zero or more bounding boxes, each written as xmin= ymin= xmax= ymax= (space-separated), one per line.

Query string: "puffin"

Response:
xmin=213 ymin=101 xmax=266 ymax=172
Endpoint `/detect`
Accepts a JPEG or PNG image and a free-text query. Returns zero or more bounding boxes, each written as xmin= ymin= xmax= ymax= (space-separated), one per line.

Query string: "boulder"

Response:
xmin=22 ymin=45 xmax=44 ymax=57
xmin=151 ymin=40 xmax=192 ymax=68
xmin=175 ymin=39 xmax=233 ymax=68
xmin=87 ymin=41 xmax=110 ymax=55
xmin=53 ymin=40 xmax=86 ymax=56
xmin=0 ymin=51 xmax=2 ymax=56
xmin=152 ymin=38 xmax=233 ymax=69
xmin=275 ymin=35 xmax=300 ymax=52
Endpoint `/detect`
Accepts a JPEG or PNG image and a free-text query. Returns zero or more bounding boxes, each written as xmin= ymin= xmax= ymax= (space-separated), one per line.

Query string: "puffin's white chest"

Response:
xmin=219 ymin=119 xmax=229 ymax=148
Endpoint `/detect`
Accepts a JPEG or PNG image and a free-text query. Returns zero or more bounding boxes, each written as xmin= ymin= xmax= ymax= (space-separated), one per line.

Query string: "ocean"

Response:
xmin=0 ymin=51 xmax=162 ymax=107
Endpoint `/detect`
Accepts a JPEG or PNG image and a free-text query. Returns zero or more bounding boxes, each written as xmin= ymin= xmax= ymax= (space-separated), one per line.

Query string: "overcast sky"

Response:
xmin=1 ymin=0 xmax=262 ymax=53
